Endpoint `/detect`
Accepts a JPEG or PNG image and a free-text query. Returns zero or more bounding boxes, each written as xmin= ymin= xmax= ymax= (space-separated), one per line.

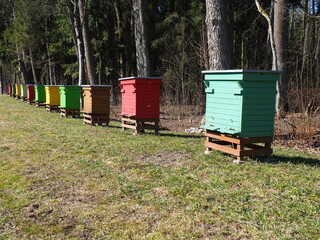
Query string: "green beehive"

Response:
xmin=34 ymin=85 xmax=46 ymax=102
xmin=59 ymin=86 xmax=81 ymax=110
xmin=12 ymin=83 xmax=16 ymax=96
xmin=21 ymin=84 xmax=28 ymax=98
xmin=202 ymin=70 xmax=281 ymax=138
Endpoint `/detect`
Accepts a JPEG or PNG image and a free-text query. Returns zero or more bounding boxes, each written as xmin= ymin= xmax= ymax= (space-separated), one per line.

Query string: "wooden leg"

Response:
xmin=234 ymin=143 xmax=245 ymax=163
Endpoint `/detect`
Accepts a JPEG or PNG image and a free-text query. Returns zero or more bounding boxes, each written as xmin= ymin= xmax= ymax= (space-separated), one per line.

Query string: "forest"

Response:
xmin=0 ymin=0 xmax=319 ymax=113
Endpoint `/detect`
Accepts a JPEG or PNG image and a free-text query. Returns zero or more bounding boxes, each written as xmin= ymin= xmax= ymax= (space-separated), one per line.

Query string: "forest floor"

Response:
xmin=0 ymin=95 xmax=319 ymax=239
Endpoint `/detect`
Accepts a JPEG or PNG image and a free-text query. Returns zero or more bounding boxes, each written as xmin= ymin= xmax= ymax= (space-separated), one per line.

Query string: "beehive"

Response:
xmin=119 ymin=77 xmax=162 ymax=119
xmin=59 ymin=86 xmax=81 ymax=110
xmin=12 ymin=83 xmax=16 ymax=96
xmin=27 ymin=85 xmax=35 ymax=101
xmin=45 ymin=85 xmax=60 ymax=106
xmin=34 ymin=85 xmax=46 ymax=102
xmin=82 ymin=85 xmax=111 ymax=114
xmin=202 ymin=70 xmax=280 ymax=138
xmin=15 ymin=84 xmax=21 ymax=97
xmin=21 ymin=84 xmax=28 ymax=98
xmin=8 ymin=84 xmax=12 ymax=95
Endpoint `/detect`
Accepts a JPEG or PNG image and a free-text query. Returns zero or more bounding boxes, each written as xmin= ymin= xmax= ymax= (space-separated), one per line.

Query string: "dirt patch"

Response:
xmin=143 ymin=151 xmax=192 ymax=168
xmin=110 ymin=105 xmax=204 ymax=132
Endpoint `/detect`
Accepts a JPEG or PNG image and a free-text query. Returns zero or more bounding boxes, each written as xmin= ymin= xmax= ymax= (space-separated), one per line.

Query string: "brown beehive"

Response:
xmin=82 ymin=85 xmax=111 ymax=115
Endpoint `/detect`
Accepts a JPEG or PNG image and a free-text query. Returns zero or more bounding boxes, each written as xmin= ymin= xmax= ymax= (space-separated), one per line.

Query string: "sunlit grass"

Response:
xmin=0 ymin=95 xmax=319 ymax=239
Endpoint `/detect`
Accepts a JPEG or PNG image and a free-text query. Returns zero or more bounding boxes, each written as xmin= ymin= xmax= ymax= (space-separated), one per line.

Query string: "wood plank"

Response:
xmin=205 ymin=131 xmax=241 ymax=144
xmin=121 ymin=124 xmax=137 ymax=130
xmin=205 ymin=141 xmax=239 ymax=156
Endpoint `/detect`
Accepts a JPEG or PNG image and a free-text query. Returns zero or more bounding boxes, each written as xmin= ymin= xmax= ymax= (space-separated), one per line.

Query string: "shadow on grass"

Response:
xmin=159 ymin=132 xmax=204 ymax=139
xmin=256 ymin=155 xmax=320 ymax=166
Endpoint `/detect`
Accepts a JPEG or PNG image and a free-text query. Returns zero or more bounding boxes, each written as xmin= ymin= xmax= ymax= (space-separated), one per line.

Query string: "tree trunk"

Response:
xmin=0 ymin=65 xmax=3 ymax=94
xmin=66 ymin=1 xmax=85 ymax=85
xmin=205 ymin=0 xmax=233 ymax=70
xmin=132 ymin=0 xmax=151 ymax=76
xmin=17 ymin=51 xmax=28 ymax=83
xmin=78 ymin=0 xmax=98 ymax=85
xmin=29 ymin=47 xmax=38 ymax=84
xmin=274 ymin=0 xmax=289 ymax=112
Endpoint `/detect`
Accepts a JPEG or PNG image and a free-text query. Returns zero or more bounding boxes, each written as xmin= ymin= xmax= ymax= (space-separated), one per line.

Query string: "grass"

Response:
xmin=0 ymin=95 xmax=319 ymax=239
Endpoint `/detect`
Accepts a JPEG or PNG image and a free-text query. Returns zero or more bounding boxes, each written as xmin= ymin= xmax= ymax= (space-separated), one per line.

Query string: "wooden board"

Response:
xmin=35 ymin=101 xmax=46 ymax=107
xmin=83 ymin=113 xmax=109 ymax=126
xmin=205 ymin=130 xmax=273 ymax=162
xmin=60 ymin=108 xmax=80 ymax=118
xmin=121 ymin=117 xmax=159 ymax=134
xmin=46 ymin=105 xmax=60 ymax=113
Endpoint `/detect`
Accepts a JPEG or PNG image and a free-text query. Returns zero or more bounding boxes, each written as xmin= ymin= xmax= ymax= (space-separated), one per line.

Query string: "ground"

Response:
xmin=0 ymin=96 xmax=319 ymax=239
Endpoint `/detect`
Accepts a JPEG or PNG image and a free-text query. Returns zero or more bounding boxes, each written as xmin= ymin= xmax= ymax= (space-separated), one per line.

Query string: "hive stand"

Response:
xmin=204 ymin=130 xmax=273 ymax=163
xmin=21 ymin=97 xmax=27 ymax=102
xmin=27 ymin=99 xmax=35 ymax=105
xmin=121 ymin=117 xmax=159 ymax=135
xmin=35 ymin=101 xmax=46 ymax=107
xmin=83 ymin=113 xmax=109 ymax=126
xmin=16 ymin=95 xmax=21 ymax=100
xmin=60 ymin=109 xmax=80 ymax=118
xmin=46 ymin=104 xmax=60 ymax=112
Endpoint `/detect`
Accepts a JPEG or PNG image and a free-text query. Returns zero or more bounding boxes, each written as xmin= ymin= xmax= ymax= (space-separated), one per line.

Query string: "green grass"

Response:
xmin=0 ymin=95 xmax=319 ymax=239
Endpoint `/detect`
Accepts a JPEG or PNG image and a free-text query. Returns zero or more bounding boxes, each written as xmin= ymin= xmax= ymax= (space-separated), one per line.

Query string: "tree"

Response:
xmin=205 ymin=0 xmax=233 ymax=70
xmin=132 ymin=0 xmax=151 ymax=76
xmin=255 ymin=0 xmax=289 ymax=115
xmin=78 ymin=0 xmax=98 ymax=85
xmin=66 ymin=0 xmax=85 ymax=85
xmin=274 ymin=0 xmax=289 ymax=112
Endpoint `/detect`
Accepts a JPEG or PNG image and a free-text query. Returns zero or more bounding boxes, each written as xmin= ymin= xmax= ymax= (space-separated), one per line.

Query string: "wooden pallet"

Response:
xmin=35 ymin=101 xmax=46 ymax=107
xmin=83 ymin=113 xmax=109 ymax=126
xmin=121 ymin=117 xmax=159 ymax=135
xmin=204 ymin=130 xmax=273 ymax=162
xmin=60 ymin=109 xmax=80 ymax=118
xmin=46 ymin=104 xmax=60 ymax=112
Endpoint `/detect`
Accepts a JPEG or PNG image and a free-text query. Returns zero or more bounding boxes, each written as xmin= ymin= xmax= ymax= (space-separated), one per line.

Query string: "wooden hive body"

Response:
xmin=34 ymin=85 xmax=46 ymax=102
xmin=12 ymin=84 xmax=16 ymax=95
xmin=21 ymin=84 xmax=28 ymax=98
xmin=45 ymin=86 xmax=60 ymax=106
xmin=119 ymin=77 xmax=162 ymax=119
xmin=8 ymin=84 xmax=12 ymax=94
xmin=15 ymin=84 xmax=21 ymax=96
xmin=202 ymin=70 xmax=280 ymax=138
xmin=27 ymin=85 xmax=35 ymax=100
xmin=59 ymin=86 xmax=81 ymax=110
xmin=82 ymin=85 xmax=111 ymax=114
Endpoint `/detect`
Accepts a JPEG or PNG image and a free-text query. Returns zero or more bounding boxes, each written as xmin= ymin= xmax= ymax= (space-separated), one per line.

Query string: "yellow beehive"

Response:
xmin=16 ymin=84 xmax=21 ymax=97
xmin=45 ymin=85 xmax=60 ymax=106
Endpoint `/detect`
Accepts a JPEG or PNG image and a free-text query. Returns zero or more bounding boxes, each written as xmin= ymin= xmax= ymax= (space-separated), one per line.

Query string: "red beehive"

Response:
xmin=27 ymin=85 xmax=35 ymax=101
xmin=8 ymin=84 xmax=12 ymax=95
xmin=119 ymin=77 xmax=162 ymax=119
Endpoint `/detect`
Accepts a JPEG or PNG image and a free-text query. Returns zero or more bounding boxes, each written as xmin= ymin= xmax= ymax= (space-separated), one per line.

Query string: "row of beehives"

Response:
xmin=6 ymin=70 xmax=281 ymax=162
xmin=7 ymin=77 xmax=162 ymax=131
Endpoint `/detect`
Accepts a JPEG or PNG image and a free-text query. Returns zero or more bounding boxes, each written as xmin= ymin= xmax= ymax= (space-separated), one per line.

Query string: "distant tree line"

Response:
xmin=0 ymin=0 xmax=319 ymax=113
